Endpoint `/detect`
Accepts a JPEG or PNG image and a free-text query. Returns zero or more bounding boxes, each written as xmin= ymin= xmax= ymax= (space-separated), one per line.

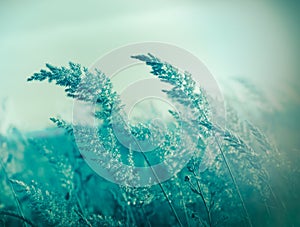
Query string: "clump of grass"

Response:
xmin=0 ymin=54 xmax=285 ymax=226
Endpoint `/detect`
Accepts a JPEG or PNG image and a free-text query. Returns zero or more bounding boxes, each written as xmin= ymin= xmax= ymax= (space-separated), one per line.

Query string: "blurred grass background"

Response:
xmin=0 ymin=0 xmax=299 ymax=224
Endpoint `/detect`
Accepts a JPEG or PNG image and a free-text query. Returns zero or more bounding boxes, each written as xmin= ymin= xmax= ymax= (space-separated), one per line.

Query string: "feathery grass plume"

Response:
xmin=14 ymin=55 xmax=283 ymax=226
xmin=27 ymin=61 xmax=183 ymax=225
xmin=131 ymin=54 xmax=210 ymax=122
xmin=10 ymin=179 xmax=82 ymax=226
xmin=10 ymin=179 xmax=121 ymax=226
xmin=50 ymin=118 xmax=74 ymax=136
xmin=132 ymin=53 xmax=280 ymax=226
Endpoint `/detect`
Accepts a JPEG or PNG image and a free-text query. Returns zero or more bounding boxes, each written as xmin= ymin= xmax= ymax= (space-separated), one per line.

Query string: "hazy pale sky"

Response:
xmin=0 ymin=0 xmax=299 ymax=133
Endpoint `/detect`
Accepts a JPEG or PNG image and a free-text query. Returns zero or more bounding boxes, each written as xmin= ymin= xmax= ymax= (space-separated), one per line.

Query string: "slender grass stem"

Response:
xmin=214 ymin=136 xmax=252 ymax=227
xmin=0 ymin=211 xmax=35 ymax=227
xmin=141 ymin=206 xmax=152 ymax=227
xmin=178 ymin=183 xmax=190 ymax=227
xmin=0 ymin=159 xmax=28 ymax=227
xmin=192 ymin=172 xmax=212 ymax=227
xmin=139 ymin=150 xmax=183 ymax=227
xmin=120 ymin=116 xmax=183 ymax=227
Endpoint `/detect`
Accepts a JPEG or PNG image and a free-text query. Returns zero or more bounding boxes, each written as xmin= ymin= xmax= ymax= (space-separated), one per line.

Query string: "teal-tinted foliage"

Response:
xmin=0 ymin=54 xmax=294 ymax=226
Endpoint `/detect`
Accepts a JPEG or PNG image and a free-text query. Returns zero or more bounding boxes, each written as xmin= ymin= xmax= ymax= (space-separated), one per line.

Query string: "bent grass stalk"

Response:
xmin=20 ymin=55 xmax=278 ymax=226
xmin=0 ymin=159 xmax=28 ymax=227
xmin=214 ymin=136 xmax=253 ymax=227
xmin=128 ymin=123 xmax=184 ymax=227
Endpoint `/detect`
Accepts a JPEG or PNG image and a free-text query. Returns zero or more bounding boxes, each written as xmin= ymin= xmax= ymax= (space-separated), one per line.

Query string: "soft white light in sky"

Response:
xmin=0 ymin=0 xmax=298 ymax=132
